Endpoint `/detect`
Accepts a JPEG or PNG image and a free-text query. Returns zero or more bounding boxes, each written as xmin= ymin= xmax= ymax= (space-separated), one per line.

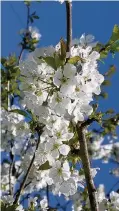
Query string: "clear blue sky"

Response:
xmin=1 ymin=1 xmax=119 ymax=195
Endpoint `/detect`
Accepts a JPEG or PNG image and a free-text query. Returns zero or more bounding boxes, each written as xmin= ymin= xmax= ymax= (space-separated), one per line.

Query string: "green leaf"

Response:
xmin=1 ymin=57 xmax=7 ymax=66
xmin=55 ymin=54 xmax=64 ymax=68
xmin=68 ymin=56 xmax=82 ymax=64
xmin=100 ymin=50 xmax=109 ymax=59
xmin=105 ymin=65 xmax=116 ymax=77
xmin=106 ymin=109 xmax=114 ymax=114
xmin=109 ymin=25 xmax=119 ymax=44
xmin=102 ymin=80 xmax=111 ymax=86
xmin=110 ymin=40 xmax=119 ymax=53
xmin=38 ymin=161 xmax=51 ymax=170
xmin=10 ymin=109 xmax=29 ymax=118
xmin=93 ymin=43 xmax=104 ymax=52
xmin=42 ymin=57 xmax=57 ymax=70
xmin=33 ymin=15 xmax=39 ymax=19
xmin=100 ymin=92 xmax=108 ymax=99
xmin=31 ymin=38 xmax=39 ymax=44
xmin=1 ymin=204 xmax=16 ymax=211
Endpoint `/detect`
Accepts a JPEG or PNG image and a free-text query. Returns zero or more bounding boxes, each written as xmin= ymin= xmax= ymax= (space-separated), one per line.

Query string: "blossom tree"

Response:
xmin=1 ymin=1 xmax=119 ymax=211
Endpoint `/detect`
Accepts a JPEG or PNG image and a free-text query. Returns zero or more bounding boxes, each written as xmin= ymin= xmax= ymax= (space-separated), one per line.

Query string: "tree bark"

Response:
xmin=65 ymin=1 xmax=72 ymax=56
xmin=77 ymin=123 xmax=99 ymax=211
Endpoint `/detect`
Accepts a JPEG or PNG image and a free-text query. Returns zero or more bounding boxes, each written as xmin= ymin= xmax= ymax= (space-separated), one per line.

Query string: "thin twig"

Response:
xmin=46 ymin=184 xmax=49 ymax=208
xmin=107 ymin=180 xmax=119 ymax=197
xmin=26 ymin=5 xmax=30 ymax=30
xmin=7 ymin=80 xmax=10 ymax=111
xmin=9 ymin=160 xmax=13 ymax=195
xmin=65 ymin=1 xmax=72 ymax=57
xmin=13 ymin=129 xmax=43 ymax=205
xmin=18 ymin=4 xmax=30 ymax=64
xmin=76 ymin=123 xmax=99 ymax=211
xmin=18 ymin=47 xmax=24 ymax=64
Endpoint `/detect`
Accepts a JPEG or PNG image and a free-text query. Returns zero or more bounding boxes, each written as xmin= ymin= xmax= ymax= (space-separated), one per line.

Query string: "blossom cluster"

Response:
xmin=1 ymin=34 xmax=105 ymax=209
xmin=18 ymin=34 xmax=104 ymax=196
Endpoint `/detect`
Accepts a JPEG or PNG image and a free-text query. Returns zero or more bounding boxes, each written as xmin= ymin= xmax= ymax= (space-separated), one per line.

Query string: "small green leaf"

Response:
xmin=55 ymin=54 xmax=64 ymax=68
xmin=68 ymin=56 xmax=82 ymax=64
xmin=102 ymin=80 xmax=111 ymax=86
xmin=108 ymin=25 xmax=119 ymax=44
xmin=106 ymin=109 xmax=114 ymax=114
xmin=1 ymin=58 xmax=7 ymax=66
xmin=100 ymin=92 xmax=108 ymax=99
xmin=110 ymin=40 xmax=119 ymax=53
xmin=100 ymin=50 xmax=109 ymax=59
xmin=38 ymin=161 xmax=51 ymax=170
xmin=33 ymin=15 xmax=39 ymax=19
xmin=1 ymin=204 xmax=16 ymax=211
xmin=105 ymin=65 xmax=116 ymax=77
xmin=10 ymin=109 xmax=29 ymax=118
xmin=42 ymin=57 xmax=57 ymax=70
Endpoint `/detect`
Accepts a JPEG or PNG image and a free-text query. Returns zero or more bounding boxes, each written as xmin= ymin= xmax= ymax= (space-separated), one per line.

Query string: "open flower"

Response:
xmin=49 ymin=160 xmax=71 ymax=183
xmin=45 ymin=138 xmax=70 ymax=159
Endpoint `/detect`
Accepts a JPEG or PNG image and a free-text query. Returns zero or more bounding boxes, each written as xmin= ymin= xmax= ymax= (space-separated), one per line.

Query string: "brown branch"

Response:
xmin=106 ymin=180 xmax=119 ymax=197
xmin=81 ymin=118 xmax=97 ymax=128
xmin=65 ymin=1 xmax=72 ymax=57
xmin=9 ymin=161 xmax=13 ymax=195
xmin=76 ymin=123 xmax=99 ymax=211
xmin=18 ymin=47 xmax=24 ymax=63
xmin=46 ymin=184 xmax=49 ymax=208
xmin=26 ymin=5 xmax=30 ymax=30
xmin=13 ymin=128 xmax=43 ymax=205
xmin=18 ymin=5 xmax=30 ymax=64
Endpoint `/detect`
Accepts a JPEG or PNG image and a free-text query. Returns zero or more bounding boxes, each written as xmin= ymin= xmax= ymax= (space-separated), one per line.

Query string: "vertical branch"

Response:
xmin=76 ymin=123 xmax=99 ymax=211
xmin=7 ymin=80 xmax=10 ymax=111
xmin=65 ymin=1 xmax=72 ymax=57
xmin=9 ymin=142 xmax=16 ymax=195
xmin=9 ymin=161 xmax=12 ymax=195
xmin=18 ymin=4 xmax=30 ymax=63
xmin=18 ymin=47 xmax=24 ymax=64
xmin=26 ymin=5 xmax=30 ymax=30
xmin=46 ymin=185 xmax=49 ymax=208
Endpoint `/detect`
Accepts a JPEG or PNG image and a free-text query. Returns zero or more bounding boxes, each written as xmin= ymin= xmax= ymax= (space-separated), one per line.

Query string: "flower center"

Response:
xmin=56 ymin=131 xmax=61 ymax=138
xmin=75 ymin=86 xmax=80 ymax=92
xmin=56 ymin=96 xmax=62 ymax=103
xmin=53 ymin=143 xmax=59 ymax=149
xmin=61 ymin=76 xmax=67 ymax=84
xmin=57 ymin=168 xmax=62 ymax=175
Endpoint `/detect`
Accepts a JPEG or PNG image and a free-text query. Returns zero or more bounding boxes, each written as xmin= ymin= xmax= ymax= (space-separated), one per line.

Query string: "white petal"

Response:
xmin=59 ymin=144 xmax=70 ymax=156
xmin=51 ymin=149 xmax=59 ymax=159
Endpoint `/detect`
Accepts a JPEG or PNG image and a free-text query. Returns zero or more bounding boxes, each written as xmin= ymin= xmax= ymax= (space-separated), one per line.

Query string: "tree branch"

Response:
xmin=76 ymin=123 xmax=99 ymax=211
xmin=46 ymin=184 xmax=50 ymax=209
xmin=65 ymin=1 xmax=72 ymax=57
xmin=81 ymin=118 xmax=97 ymax=128
xmin=106 ymin=180 xmax=119 ymax=197
xmin=26 ymin=5 xmax=30 ymax=30
xmin=13 ymin=128 xmax=43 ymax=205
xmin=18 ymin=4 xmax=30 ymax=64
xmin=9 ymin=160 xmax=13 ymax=195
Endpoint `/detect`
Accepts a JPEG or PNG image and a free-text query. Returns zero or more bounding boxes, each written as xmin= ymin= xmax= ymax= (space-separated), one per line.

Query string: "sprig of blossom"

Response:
xmin=1 ymin=34 xmax=106 ymax=209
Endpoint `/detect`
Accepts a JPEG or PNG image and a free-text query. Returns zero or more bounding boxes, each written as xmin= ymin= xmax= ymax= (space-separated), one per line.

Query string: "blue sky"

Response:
xmin=1 ymin=1 xmax=119 ymax=195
